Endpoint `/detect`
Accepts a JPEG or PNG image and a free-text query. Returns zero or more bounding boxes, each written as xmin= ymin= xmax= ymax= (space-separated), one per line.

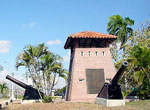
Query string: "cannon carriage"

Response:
xmin=97 ymin=61 xmax=128 ymax=99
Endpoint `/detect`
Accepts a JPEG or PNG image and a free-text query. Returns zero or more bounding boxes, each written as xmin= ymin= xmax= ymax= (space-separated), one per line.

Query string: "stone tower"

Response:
xmin=64 ymin=31 xmax=117 ymax=102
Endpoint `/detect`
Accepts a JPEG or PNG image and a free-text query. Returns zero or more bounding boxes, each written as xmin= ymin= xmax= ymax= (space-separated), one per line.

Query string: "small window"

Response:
xmin=88 ymin=51 xmax=91 ymax=56
xmin=81 ymin=52 xmax=84 ymax=56
xmin=95 ymin=51 xmax=98 ymax=56
xmin=102 ymin=51 xmax=105 ymax=56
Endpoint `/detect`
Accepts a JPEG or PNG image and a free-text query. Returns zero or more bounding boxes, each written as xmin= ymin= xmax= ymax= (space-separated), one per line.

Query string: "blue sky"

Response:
xmin=0 ymin=0 xmax=150 ymax=88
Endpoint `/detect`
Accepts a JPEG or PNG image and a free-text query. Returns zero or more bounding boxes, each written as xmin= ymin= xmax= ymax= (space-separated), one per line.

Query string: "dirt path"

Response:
xmin=0 ymin=99 xmax=9 ymax=108
xmin=2 ymin=100 xmax=150 ymax=110
xmin=3 ymin=102 xmax=115 ymax=110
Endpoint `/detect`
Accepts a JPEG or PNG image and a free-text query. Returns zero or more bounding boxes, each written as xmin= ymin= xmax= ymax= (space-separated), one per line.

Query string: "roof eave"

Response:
xmin=64 ymin=37 xmax=117 ymax=49
xmin=64 ymin=37 xmax=71 ymax=49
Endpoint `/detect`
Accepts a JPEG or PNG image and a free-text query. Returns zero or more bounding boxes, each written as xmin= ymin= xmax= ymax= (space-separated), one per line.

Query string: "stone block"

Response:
xmin=95 ymin=97 xmax=125 ymax=107
xmin=21 ymin=100 xmax=42 ymax=104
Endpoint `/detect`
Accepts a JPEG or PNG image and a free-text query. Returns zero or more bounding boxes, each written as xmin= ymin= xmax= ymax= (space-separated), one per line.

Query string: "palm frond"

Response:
xmin=125 ymin=17 xmax=134 ymax=26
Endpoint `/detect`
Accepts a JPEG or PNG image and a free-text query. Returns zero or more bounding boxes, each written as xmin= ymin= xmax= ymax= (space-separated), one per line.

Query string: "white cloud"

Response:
xmin=0 ymin=40 xmax=11 ymax=53
xmin=23 ymin=22 xmax=36 ymax=28
xmin=46 ymin=40 xmax=61 ymax=45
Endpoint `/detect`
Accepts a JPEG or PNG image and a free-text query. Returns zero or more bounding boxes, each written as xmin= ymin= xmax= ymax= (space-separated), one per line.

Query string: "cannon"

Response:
xmin=97 ymin=61 xmax=128 ymax=99
xmin=6 ymin=75 xmax=43 ymax=100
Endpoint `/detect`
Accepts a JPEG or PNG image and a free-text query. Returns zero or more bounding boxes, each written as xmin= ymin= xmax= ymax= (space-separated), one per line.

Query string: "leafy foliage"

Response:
xmin=54 ymin=86 xmax=66 ymax=97
xmin=16 ymin=43 xmax=68 ymax=99
xmin=0 ymin=83 xmax=8 ymax=97
xmin=108 ymin=15 xmax=150 ymax=99
xmin=43 ymin=96 xmax=53 ymax=103
xmin=107 ymin=15 xmax=134 ymax=48
xmin=107 ymin=15 xmax=134 ymax=69
xmin=124 ymin=21 xmax=150 ymax=99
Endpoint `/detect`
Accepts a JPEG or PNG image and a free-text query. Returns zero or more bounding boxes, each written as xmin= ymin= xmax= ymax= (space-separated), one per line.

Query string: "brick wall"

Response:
xmin=66 ymin=48 xmax=116 ymax=102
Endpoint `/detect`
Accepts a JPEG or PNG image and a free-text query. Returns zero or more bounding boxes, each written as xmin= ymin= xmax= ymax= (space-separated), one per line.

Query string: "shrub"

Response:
xmin=43 ymin=96 xmax=53 ymax=103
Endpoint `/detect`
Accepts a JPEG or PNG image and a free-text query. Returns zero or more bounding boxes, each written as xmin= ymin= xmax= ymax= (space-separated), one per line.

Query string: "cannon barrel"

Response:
xmin=6 ymin=75 xmax=44 ymax=100
xmin=6 ymin=75 xmax=29 ymax=89
xmin=111 ymin=61 xmax=128 ymax=86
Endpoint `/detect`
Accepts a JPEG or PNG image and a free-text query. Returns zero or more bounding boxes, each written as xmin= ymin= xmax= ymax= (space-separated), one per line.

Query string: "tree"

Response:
xmin=0 ymin=83 xmax=8 ymax=97
xmin=40 ymin=53 xmax=67 ymax=96
xmin=126 ymin=45 xmax=150 ymax=99
xmin=16 ymin=43 xmax=67 ymax=99
xmin=54 ymin=86 xmax=66 ymax=98
xmin=107 ymin=15 xmax=134 ymax=51
xmin=124 ymin=21 xmax=150 ymax=99
xmin=107 ymin=15 xmax=134 ymax=92
xmin=16 ymin=43 xmax=49 ymax=99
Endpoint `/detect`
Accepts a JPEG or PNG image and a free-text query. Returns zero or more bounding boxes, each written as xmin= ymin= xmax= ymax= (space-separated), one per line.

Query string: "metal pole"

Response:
xmin=4 ymin=61 xmax=16 ymax=101
xmin=11 ymin=72 xmax=15 ymax=100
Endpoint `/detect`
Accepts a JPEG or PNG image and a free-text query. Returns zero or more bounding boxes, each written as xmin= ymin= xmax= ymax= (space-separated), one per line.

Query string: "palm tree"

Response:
xmin=16 ymin=43 xmax=48 ymax=69
xmin=16 ymin=43 xmax=49 ymax=99
xmin=16 ymin=43 xmax=48 ymax=78
xmin=107 ymin=15 xmax=134 ymax=51
xmin=0 ymin=83 xmax=8 ymax=94
xmin=16 ymin=43 xmax=67 ymax=97
xmin=40 ymin=53 xmax=67 ymax=96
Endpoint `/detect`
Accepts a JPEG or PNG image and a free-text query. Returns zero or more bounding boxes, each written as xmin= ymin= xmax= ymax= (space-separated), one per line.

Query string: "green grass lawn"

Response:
xmin=125 ymin=100 xmax=150 ymax=110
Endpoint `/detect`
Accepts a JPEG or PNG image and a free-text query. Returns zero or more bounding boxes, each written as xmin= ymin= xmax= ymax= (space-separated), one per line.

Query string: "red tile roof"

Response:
xmin=64 ymin=31 xmax=117 ymax=49
xmin=69 ymin=31 xmax=117 ymax=39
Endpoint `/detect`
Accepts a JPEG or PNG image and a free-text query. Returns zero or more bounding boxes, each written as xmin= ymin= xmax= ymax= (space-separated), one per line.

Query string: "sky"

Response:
xmin=0 ymin=0 xmax=150 ymax=88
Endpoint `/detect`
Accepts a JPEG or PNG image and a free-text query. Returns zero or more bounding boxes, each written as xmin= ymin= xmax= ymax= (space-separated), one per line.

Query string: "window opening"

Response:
xmin=81 ymin=52 xmax=84 ymax=56
xmin=102 ymin=51 xmax=105 ymax=56
xmin=88 ymin=51 xmax=91 ymax=56
xmin=95 ymin=51 xmax=98 ymax=56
